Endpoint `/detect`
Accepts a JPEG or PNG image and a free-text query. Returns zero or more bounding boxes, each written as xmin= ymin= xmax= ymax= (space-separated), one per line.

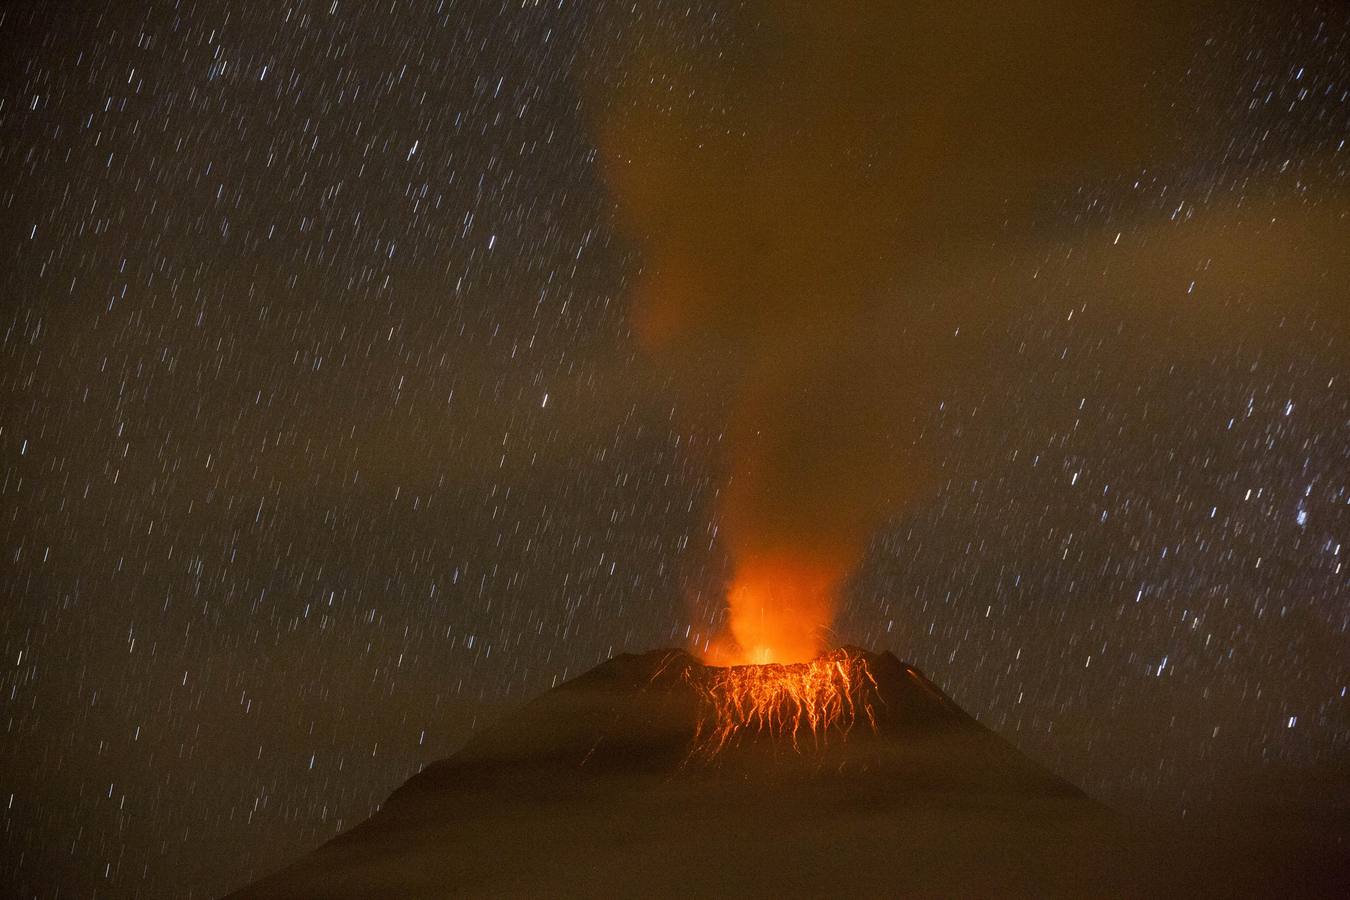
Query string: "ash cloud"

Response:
xmin=594 ymin=0 xmax=1346 ymax=658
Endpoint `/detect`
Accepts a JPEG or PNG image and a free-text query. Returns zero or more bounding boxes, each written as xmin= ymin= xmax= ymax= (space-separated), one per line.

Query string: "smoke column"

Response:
xmin=596 ymin=1 xmax=1341 ymax=663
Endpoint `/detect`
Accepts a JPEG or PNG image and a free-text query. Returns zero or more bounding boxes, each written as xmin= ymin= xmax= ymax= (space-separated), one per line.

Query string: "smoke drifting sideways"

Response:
xmin=594 ymin=1 xmax=1347 ymax=664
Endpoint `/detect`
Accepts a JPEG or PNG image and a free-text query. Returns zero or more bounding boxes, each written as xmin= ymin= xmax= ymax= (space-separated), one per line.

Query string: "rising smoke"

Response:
xmin=595 ymin=0 xmax=1346 ymax=663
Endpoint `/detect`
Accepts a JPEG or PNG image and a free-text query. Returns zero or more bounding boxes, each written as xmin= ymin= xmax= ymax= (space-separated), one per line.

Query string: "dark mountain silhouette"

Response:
xmin=228 ymin=648 xmax=1338 ymax=898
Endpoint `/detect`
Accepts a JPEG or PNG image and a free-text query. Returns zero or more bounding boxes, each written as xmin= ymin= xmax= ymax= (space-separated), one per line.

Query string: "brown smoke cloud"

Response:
xmin=594 ymin=1 xmax=1345 ymax=662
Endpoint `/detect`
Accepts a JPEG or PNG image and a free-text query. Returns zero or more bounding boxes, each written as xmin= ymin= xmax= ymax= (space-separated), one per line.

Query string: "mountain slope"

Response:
xmin=230 ymin=648 xmax=1162 ymax=898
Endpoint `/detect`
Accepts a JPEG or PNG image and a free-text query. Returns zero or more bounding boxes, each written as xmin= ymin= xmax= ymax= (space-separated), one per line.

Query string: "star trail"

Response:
xmin=1 ymin=2 xmax=1346 ymax=897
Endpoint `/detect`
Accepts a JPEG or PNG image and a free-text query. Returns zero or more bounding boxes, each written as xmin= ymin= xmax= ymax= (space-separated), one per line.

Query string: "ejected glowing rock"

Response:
xmin=685 ymin=650 xmax=884 ymax=759
xmin=232 ymin=647 xmax=1177 ymax=899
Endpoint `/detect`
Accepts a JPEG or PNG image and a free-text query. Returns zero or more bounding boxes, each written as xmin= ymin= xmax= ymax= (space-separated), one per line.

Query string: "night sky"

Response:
xmin=2 ymin=2 xmax=1347 ymax=898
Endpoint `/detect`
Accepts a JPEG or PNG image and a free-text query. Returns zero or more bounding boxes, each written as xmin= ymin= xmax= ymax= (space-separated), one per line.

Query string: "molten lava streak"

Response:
xmin=687 ymin=650 xmax=881 ymax=761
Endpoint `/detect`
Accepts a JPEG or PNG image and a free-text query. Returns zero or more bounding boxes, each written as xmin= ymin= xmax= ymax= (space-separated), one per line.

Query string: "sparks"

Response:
xmin=686 ymin=650 xmax=882 ymax=761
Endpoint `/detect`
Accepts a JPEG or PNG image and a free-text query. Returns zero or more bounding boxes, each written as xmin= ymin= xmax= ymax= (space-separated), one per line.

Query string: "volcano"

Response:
xmin=231 ymin=648 xmax=1173 ymax=897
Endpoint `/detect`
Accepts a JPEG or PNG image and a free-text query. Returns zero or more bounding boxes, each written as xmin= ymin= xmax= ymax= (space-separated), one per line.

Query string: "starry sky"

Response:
xmin=1 ymin=2 xmax=1347 ymax=897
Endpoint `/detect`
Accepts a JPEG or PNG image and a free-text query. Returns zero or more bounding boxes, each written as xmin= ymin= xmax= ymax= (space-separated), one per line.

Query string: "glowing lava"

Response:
xmin=713 ymin=554 xmax=845 ymax=665
xmin=687 ymin=650 xmax=881 ymax=761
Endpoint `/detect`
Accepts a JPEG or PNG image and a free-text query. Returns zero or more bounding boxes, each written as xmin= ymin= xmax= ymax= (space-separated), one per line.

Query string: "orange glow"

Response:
xmin=687 ymin=650 xmax=880 ymax=760
xmin=713 ymin=555 xmax=844 ymax=666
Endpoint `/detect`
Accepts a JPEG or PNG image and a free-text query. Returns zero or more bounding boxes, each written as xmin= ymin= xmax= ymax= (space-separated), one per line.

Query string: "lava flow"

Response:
xmin=686 ymin=650 xmax=882 ymax=761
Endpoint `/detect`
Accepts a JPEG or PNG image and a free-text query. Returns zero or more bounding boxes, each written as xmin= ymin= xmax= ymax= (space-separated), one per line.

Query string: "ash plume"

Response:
xmin=594 ymin=0 xmax=1346 ymax=661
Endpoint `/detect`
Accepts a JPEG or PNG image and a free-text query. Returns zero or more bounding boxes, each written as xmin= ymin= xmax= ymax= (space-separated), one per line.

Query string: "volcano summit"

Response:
xmin=234 ymin=648 xmax=1177 ymax=897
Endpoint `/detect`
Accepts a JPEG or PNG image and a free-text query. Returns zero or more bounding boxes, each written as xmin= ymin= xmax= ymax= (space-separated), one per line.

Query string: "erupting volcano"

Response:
xmin=232 ymin=646 xmax=1193 ymax=898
